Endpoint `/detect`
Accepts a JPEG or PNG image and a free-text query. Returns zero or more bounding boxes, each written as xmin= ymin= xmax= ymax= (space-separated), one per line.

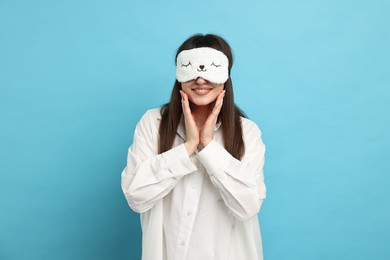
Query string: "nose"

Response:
xmin=195 ymin=77 xmax=207 ymax=84
xmin=199 ymin=65 xmax=205 ymax=70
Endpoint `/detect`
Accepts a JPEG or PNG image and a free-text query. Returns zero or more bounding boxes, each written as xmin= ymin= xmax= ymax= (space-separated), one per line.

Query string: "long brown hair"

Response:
xmin=158 ymin=34 xmax=246 ymax=160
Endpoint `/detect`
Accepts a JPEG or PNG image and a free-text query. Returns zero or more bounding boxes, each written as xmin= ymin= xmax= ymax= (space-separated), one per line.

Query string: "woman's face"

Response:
xmin=181 ymin=77 xmax=224 ymax=107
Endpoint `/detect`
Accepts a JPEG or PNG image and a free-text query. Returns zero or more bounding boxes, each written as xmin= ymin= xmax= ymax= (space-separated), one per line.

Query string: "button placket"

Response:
xmin=174 ymin=168 xmax=204 ymax=260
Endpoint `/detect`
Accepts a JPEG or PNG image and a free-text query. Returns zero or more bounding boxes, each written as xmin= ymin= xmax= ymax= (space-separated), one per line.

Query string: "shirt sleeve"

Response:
xmin=121 ymin=110 xmax=198 ymax=213
xmin=197 ymin=120 xmax=266 ymax=221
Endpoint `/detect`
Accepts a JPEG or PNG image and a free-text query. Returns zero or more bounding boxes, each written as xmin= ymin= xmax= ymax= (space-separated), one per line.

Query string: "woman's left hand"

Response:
xmin=199 ymin=90 xmax=225 ymax=148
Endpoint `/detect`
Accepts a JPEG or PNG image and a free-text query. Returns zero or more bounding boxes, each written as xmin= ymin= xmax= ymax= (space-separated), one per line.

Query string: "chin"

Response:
xmin=190 ymin=97 xmax=216 ymax=107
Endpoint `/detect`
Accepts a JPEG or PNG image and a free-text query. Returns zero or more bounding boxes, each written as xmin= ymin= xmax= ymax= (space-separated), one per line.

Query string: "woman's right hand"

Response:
xmin=180 ymin=90 xmax=199 ymax=156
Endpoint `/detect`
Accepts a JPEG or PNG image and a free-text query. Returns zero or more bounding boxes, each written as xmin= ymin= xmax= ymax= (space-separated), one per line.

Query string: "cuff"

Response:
xmin=197 ymin=140 xmax=232 ymax=175
xmin=162 ymin=144 xmax=198 ymax=179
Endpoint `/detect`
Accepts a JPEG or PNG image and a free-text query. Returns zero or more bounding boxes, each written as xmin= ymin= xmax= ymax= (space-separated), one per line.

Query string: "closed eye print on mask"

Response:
xmin=211 ymin=62 xmax=221 ymax=67
xmin=181 ymin=61 xmax=192 ymax=67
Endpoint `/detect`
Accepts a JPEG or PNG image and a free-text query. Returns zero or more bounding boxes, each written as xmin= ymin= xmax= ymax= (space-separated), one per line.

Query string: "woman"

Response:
xmin=121 ymin=34 xmax=267 ymax=260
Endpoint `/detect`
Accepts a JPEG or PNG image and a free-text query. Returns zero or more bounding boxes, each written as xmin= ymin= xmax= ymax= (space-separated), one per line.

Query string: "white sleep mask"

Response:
xmin=176 ymin=47 xmax=229 ymax=84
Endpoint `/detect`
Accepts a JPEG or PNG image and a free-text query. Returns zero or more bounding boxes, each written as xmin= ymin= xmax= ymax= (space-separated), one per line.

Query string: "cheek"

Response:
xmin=182 ymin=85 xmax=190 ymax=92
xmin=214 ymin=84 xmax=224 ymax=92
xmin=181 ymin=83 xmax=189 ymax=90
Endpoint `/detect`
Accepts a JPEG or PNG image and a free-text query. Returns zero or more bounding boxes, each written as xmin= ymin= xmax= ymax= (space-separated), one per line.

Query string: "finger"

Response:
xmin=216 ymin=90 xmax=226 ymax=105
xmin=210 ymin=91 xmax=225 ymax=117
xmin=211 ymin=90 xmax=225 ymax=113
xmin=180 ymin=90 xmax=188 ymax=109
xmin=181 ymin=91 xmax=193 ymax=120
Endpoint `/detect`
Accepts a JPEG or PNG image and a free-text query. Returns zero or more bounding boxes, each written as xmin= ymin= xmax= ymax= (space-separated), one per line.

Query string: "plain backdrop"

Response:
xmin=1 ymin=0 xmax=389 ymax=259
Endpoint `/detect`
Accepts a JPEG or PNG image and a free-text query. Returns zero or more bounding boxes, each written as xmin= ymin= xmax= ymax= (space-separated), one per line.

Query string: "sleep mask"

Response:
xmin=176 ymin=47 xmax=229 ymax=84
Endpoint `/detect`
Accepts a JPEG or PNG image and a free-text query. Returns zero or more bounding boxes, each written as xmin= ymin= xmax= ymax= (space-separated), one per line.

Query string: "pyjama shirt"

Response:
xmin=121 ymin=108 xmax=267 ymax=260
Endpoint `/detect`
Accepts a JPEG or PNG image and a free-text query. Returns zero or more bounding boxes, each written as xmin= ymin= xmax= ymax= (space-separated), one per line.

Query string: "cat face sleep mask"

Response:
xmin=176 ymin=47 xmax=229 ymax=84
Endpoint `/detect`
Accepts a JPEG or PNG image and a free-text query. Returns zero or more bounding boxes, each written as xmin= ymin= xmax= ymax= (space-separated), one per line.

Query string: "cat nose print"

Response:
xmin=199 ymin=65 xmax=205 ymax=70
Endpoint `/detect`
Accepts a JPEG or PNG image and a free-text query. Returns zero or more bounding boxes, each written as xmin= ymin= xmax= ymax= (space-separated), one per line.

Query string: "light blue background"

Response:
xmin=1 ymin=0 xmax=389 ymax=259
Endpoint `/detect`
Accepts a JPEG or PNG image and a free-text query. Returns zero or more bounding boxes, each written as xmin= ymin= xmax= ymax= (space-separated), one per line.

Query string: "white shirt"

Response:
xmin=121 ymin=108 xmax=266 ymax=260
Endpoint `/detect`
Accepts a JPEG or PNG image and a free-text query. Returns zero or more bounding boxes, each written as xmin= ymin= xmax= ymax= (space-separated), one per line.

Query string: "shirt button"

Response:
xmin=187 ymin=211 xmax=192 ymax=216
xmin=181 ymin=241 xmax=185 ymax=246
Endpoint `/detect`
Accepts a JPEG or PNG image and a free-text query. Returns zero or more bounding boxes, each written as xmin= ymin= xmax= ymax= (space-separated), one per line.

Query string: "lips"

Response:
xmin=192 ymin=88 xmax=212 ymax=95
